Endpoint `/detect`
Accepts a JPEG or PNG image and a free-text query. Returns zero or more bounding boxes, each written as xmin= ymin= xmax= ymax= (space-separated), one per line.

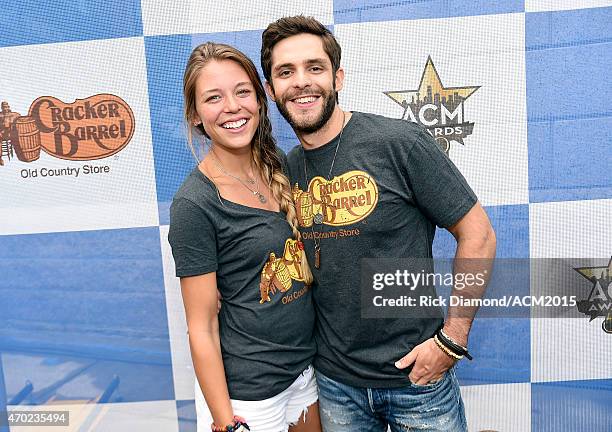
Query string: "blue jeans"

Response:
xmin=316 ymin=368 xmax=467 ymax=432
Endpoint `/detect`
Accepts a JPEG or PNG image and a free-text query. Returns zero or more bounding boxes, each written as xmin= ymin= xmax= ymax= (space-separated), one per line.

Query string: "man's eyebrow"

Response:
xmin=273 ymin=62 xmax=294 ymax=72
xmin=273 ymin=58 xmax=328 ymax=72
xmin=304 ymin=58 xmax=327 ymax=65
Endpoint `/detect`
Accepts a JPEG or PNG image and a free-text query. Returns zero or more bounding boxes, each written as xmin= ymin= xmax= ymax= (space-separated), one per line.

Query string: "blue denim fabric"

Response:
xmin=316 ymin=367 xmax=467 ymax=432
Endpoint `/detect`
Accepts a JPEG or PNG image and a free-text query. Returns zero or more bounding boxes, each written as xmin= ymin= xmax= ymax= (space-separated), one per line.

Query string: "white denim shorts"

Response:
xmin=195 ymin=365 xmax=318 ymax=432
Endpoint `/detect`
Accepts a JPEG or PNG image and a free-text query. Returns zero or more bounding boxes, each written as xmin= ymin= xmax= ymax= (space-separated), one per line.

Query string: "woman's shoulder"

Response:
xmin=171 ymin=167 xmax=219 ymax=212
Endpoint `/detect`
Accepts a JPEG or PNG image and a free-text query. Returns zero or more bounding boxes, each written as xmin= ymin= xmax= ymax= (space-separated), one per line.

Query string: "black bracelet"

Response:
xmin=436 ymin=328 xmax=473 ymax=360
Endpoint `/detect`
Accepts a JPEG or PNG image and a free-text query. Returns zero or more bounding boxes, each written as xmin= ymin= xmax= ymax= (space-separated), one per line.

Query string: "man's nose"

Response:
xmin=292 ymin=69 xmax=311 ymax=89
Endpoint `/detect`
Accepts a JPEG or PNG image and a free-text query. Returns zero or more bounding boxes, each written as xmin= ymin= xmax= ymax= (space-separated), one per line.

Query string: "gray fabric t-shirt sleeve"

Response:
xmin=168 ymin=197 xmax=218 ymax=277
xmin=403 ymin=130 xmax=478 ymax=228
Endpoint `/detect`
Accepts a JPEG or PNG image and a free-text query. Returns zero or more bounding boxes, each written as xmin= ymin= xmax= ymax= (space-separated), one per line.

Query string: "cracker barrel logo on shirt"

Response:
xmin=292 ymin=170 xmax=379 ymax=227
xmin=259 ymin=239 xmax=308 ymax=303
xmin=0 ymin=94 xmax=134 ymax=167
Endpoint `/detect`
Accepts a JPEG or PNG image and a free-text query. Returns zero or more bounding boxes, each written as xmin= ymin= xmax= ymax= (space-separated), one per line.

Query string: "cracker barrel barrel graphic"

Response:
xmin=273 ymin=260 xmax=292 ymax=291
xmin=293 ymin=183 xmax=314 ymax=227
xmin=11 ymin=116 xmax=42 ymax=162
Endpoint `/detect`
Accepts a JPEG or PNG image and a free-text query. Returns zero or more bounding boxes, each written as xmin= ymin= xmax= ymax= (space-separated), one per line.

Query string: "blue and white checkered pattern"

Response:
xmin=1 ymin=1 xmax=611 ymax=431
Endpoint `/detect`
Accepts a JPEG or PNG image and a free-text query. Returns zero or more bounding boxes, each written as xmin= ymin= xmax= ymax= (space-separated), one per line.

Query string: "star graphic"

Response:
xmin=384 ymin=56 xmax=480 ymax=111
xmin=574 ymin=257 xmax=612 ymax=282
xmin=574 ymin=257 xmax=612 ymax=328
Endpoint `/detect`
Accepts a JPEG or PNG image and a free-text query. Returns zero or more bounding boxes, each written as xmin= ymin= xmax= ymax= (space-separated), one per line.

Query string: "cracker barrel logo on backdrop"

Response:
xmin=384 ymin=56 xmax=479 ymax=155
xmin=292 ymin=170 xmax=379 ymax=227
xmin=0 ymin=94 xmax=134 ymax=169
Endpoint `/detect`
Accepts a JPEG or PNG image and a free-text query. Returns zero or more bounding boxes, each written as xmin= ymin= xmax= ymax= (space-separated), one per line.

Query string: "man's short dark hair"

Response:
xmin=261 ymin=15 xmax=341 ymax=83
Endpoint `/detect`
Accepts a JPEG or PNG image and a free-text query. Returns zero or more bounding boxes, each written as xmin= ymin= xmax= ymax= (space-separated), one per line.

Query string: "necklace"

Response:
xmin=210 ymin=150 xmax=267 ymax=204
xmin=302 ymin=111 xmax=347 ymax=269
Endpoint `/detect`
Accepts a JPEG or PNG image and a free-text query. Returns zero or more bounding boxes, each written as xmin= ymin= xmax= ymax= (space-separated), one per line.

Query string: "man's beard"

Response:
xmin=276 ymin=87 xmax=336 ymax=134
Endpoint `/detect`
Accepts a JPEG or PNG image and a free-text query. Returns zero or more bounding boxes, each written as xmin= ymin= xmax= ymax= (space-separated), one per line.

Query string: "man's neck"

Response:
xmin=298 ymin=107 xmax=351 ymax=150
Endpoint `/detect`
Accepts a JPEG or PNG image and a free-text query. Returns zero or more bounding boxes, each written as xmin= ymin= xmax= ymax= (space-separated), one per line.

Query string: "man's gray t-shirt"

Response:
xmin=286 ymin=112 xmax=477 ymax=388
xmin=168 ymin=167 xmax=315 ymax=400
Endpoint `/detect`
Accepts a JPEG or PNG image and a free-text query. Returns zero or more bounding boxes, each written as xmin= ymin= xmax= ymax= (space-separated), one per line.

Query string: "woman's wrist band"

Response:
xmin=436 ymin=327 xmax=473 ymax=360
xmin=211 ymin=415 xmax=250 ymax=432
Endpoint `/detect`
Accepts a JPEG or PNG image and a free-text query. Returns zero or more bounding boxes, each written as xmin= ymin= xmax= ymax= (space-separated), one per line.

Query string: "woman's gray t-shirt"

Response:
xmin=168 ymin=167 xmax=315 ymax=400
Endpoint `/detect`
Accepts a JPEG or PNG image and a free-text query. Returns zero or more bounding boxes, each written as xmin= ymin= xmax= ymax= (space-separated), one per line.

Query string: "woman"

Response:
xmin=168 ymin=42 xmax=321 ymax=432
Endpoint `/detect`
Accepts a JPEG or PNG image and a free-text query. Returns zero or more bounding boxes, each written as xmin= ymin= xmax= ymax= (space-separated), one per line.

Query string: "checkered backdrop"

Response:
xmin=1 ymin=1 xmax=611 ymax=431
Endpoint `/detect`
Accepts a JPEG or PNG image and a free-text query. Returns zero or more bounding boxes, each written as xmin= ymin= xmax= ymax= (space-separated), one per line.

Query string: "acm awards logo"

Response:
xmin=384 ymin=56 xmax=479 ymax=155
xmin=0 ymin=94 xmax=135 ymax=175
xmin=574 ymin=257 xmax=612 ymax=334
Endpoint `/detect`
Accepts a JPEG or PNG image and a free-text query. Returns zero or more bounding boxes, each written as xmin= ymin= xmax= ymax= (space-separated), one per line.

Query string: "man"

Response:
xmin=261 ymin=16 xmax=496 ymax=431
xmin=0 ymin=101 xmax=20 ymax=166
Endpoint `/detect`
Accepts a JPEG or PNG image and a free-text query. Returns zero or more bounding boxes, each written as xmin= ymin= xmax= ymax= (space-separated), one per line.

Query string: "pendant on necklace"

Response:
xmin=314 ymin=244 xmax=321 ymax=269
xmin=313 ymin=213 xmax=324 ymax=225
xmin=257 ymin=193 xmax=267 ymax=203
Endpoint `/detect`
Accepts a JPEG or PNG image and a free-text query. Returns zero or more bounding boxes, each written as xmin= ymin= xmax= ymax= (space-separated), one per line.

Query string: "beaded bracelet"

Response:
xmin=437 ymin=328 xmax=473 ymax=360
xmin=433 ymin=334 xmax=464 ymax=361
xmin=211 ymin=415 xmax=250 ymax=432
